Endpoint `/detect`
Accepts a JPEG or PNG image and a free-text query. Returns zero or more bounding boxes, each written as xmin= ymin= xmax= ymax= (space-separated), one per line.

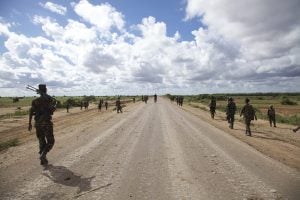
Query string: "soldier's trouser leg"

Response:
xmin=230 ymin=115 xmax=234 ymax=129
xmin=269 ymin=118 xmax=272 ymax=127
xmin=36 ymin=127 xmax=46 ymax=154
xmin=245 ymin=119 xmax=251 ymax=136
xmin=36 ymin=124 xmax=54 ymax=154
xmin=272 ymin=117 xmax=276 ymax=127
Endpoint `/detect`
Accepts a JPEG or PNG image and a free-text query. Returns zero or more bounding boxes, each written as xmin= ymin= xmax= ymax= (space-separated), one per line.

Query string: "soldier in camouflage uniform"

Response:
xmin=28 ymin=84 xmax=56 ymax=165
xmin=98 ymin=99 xmax=103 ymax=112
xmin=116 ymin=97 xmax=123 ymax=113
xmin=209 ymin=96 xmax=217 ymax=119
xmin=267 ymin=105 xmax=276 ymax=127
xmin=226 ymin=97 xmax=236 ymax=129
xmin=240 ymin=98 xmax=257 ymax=136
xmin=105 ymin=100 xmax=108 ymax=110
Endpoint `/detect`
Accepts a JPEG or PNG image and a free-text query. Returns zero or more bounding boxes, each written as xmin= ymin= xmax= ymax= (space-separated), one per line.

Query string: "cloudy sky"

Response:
xmin=0 ymin=0 xmax=300 ymax=96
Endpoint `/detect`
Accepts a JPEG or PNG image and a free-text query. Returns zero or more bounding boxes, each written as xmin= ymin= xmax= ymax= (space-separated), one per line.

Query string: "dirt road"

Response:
xmin=0 ymin=98 xmax=299 ymax=199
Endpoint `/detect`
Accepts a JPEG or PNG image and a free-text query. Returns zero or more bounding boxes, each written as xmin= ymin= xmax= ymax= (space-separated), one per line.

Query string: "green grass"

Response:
xmin=0 ymin=97 xmax=34 ymax=107
xmin=0 ymin=110 xmax=30 ymax=120
xmin=0 ymin=138 xmax=19 ymax=151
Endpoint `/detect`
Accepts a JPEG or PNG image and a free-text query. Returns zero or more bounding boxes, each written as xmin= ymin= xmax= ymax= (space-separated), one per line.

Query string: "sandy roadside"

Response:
xmin=179 ymin=101 xmax=300 ymax=171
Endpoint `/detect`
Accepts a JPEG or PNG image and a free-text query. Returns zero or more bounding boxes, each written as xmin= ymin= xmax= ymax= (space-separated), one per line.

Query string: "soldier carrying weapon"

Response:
xmin=209 ymin=96 xmax=216 ymax=119
xmin=27 ymin=84 xmax=57 ymax=165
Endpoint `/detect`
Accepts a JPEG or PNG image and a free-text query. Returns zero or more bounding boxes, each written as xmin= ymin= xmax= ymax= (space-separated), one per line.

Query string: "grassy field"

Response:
xmin=167 ymin=93 xmax=300 ymax=125
xmin=0 ymin=95 xmax=139 ymax=116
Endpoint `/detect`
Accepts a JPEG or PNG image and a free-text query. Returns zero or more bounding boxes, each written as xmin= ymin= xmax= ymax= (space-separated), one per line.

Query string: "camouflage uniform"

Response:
xmin=209 ymin=97 xmax=216 ymax=119
xmin=29 ymin=84 xmax=55 ymax=165
xmin=116 ymin=98 xmax=122 ymax=113
xmin=267 ymin=105 xmax=276 ymax=127
xmin=98 ymin=100 xmax=102 ymax=111
xmin=66 ymin=103 xmax=70 ymax=113
xmin=105 ymin=101 xmax=108 ymax=110
xmin=240 ymin=98 xmax=257 ymax=136
xmin=226 ymin=98 xmax=236 ymax=129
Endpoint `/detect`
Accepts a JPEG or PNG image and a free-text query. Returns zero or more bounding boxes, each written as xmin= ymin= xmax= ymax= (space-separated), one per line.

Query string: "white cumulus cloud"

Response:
xmin=0 ymin=1 xmax=300 ymax=96
xmin=73 ymin=0 xmax=125 ymax=32
xmin=40 ymin=2 xmax=67 ymax=15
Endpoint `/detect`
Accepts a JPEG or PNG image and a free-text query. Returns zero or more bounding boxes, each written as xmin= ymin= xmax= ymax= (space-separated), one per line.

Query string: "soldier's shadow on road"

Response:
xmin=42 ymin=164 xmax=95 ymax=194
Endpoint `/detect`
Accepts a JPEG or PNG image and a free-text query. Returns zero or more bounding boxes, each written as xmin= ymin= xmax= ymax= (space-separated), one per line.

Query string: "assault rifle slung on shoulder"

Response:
xmin=26 ymin=85 xmax=58 ymax=110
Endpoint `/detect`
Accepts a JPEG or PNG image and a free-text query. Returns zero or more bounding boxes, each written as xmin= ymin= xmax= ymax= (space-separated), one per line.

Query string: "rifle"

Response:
xmin=26 ymin=85 xmax=57 ymax=109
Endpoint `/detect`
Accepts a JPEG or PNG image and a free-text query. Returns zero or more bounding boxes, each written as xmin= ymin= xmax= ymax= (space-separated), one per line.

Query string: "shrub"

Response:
xmin=281 ymin=97 xmax=297 ymax=105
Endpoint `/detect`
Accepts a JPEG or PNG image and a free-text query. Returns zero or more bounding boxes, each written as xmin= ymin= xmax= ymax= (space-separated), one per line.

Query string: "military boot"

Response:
xmin=40 ymin=149 xmax=48 ymax=165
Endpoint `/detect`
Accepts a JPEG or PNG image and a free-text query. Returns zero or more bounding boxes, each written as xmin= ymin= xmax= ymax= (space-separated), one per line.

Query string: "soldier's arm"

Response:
xmin=254 ymin=107 xmax=257 ymax=120
xmin=240 ymin=106 xmax=244 ymax=117
xmin=28 ymin=103 xmax=35 ymax=131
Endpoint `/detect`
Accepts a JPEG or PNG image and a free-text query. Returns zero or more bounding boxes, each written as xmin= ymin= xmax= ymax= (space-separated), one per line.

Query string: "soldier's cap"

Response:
xmin=245 ymin=98 xmax=250 ymax=103
xmin=38 ymin=84 xmax=47 ymax=91
xmin=228 ymin=97 xmax=233 ymax=101
xmin=270 ymin=105 xmax=273 ymax=108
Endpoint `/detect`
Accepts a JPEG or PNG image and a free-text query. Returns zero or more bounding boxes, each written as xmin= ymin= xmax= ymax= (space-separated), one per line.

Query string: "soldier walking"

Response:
xmin=209 ymin=96 xmax=216 ymax=119
xmin=28 ymin=84 xmax=56 ymax=165
xmin=267 ymin=105 xmax=276 ymax=127
xmin=240 ymin=98 xmax=257 ymax=136
xmin=116 ymin=98 xmax=123 ymax=113
xmin=226 ymin=97 xmax=236 ymax=129
xmin=66 ymin=102 xmax=70 ymax=113
xmin=179 ymin=96 xmax=184 ymax=106
xmin=154 ymin=94 xmax=157 ymax=103
xmin=144 ymin=95 xmax=148 ymax=104
xmin=98 ymin=99 xmax=103 ymax=112
xmin=105 ymin=100 xmax=108 ymax=110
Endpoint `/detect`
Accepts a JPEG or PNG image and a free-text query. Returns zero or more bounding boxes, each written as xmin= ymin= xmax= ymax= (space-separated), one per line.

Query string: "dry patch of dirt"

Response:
xmin=0 ymin=102 xmax=134 ymax=147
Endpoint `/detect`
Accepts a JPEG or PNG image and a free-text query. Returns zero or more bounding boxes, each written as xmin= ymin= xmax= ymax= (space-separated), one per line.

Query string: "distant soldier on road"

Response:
xmin=116 ymin=97 xmax=123 ymax=113
xmin=105 ymin=100 xmax=108 ymax=110
xmin=154 ymin=94 xmax=157 ymax=103
xmin=226 ymin=97 xmax=237 ymax=129
xmin=144 ymin=95 xmax=148 ymax=104
xmin=80 ymin=101 xmax=83 ymax=110
xmin=240 ymin=98 xmax=257 ymax=136
xmin=179 ymin=96 xmax=184 ymax=106
xmin=98 ymin=99 xmax=104 ymax=112
xmin=267 ymin=105 xmax=276 ymax=127
xmin=28 ymin=84 xmax=56 ymax=165
xmin=84 ymin=101 xmax=89 ymax=110
xmin=209 ymin=96 xmax=216 ymax=119
xmin=133 ymin=97 xmax=135 ymax=103
xmin=66 ymin=102 xmax=70 ymax=113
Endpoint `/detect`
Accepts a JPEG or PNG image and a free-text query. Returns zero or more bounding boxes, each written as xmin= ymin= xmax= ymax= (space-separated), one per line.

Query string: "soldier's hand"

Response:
xmin=28 ymin=124 xmax=32 ymax=132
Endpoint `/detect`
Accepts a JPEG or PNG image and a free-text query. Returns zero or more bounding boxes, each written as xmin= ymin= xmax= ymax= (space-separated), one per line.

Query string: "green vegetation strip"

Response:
xmin=0 ymin=138 xmax=19 ymax=151
xmin=0 ymin=110 xmax=29 ymax=120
